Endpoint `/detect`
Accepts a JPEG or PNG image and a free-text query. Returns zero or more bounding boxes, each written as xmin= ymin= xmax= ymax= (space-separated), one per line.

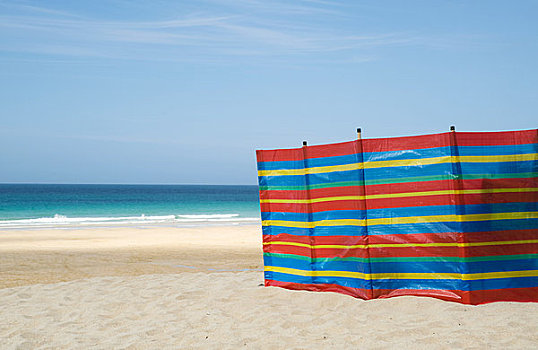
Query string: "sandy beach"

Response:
xmin=1 ymin=224 xmax=537 ymax=349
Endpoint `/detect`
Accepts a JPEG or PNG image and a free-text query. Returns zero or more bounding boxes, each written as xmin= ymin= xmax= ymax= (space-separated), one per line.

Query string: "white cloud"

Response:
xmin=0 ymin=1 xmax=432 ymax=64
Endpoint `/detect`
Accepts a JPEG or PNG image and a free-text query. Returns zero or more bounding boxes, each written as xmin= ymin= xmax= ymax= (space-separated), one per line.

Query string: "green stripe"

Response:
xmin=258 ymin=172 xmax=538 ymax=191
xmin=366 ymin=174 xmax=451 ymax=186
xmin=259 ymin=180 xmax=363 ymax=191
xmin=264 ymin=252 xmax=538 ymax=263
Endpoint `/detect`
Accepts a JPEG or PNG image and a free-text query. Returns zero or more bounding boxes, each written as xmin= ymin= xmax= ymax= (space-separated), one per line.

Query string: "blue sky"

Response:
xmin=1 ymin=0 xmax=537 ymax=184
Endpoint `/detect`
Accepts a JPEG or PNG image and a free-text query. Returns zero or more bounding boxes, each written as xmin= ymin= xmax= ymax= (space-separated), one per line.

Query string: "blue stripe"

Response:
xmin=263 ymin=225 xmax=367 ymax=236
xmin=266 ymin=256 xmax=538 ymax=275
xmin=266 ymin=256 xmax=370 ymax=274
xmin=258 ymin=144 xmax=537 ymax=171
xmin=262 ymin=210 xmax=364 ymax=222
xmin=372 ymin=276 xmax=538 ymax=291
xmin=458 ymin=144 xmax=537 ymax=156
xmin=460 ymin=160 xmax=537 ymax=174
xmin=266 ymin=272 xmax=538 ymax=291
xmin=259 ymin=161 xmax=537 ymax=187
xmin=263 ymin=218 xmax=538 ymax=236
xmin=265 ymin=271 xmax=371 ymax=290
xmin=374 ymin=259 xmax=538 ymax=274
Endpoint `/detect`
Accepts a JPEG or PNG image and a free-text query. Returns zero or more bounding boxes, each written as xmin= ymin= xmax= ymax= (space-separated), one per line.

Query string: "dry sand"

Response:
xmin=1 ymin=225 xmax=537 ymax=349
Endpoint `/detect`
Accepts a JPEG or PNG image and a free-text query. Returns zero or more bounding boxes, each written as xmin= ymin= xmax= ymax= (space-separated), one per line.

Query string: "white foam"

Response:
xmin=177 ymin=214 xmax=239 ymax=219
xmin=0 ymin=213 xmax=260 ymax=229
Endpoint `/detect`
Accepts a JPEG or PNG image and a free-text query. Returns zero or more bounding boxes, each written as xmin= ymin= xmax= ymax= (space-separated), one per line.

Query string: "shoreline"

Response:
xmin=0 ymin=221 xmax=261 ymax=231
xmin=0 ymin=217 xmax=261 ymax=231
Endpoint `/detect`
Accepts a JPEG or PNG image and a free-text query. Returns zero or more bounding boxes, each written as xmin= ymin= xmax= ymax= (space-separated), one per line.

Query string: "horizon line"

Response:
xmin=0 ymin=182 xmax=258 ymax=186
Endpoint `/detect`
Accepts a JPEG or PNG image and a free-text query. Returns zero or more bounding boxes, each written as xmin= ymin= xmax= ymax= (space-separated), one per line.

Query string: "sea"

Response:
xmin=0 ymin=184 xmax=261 ymax=229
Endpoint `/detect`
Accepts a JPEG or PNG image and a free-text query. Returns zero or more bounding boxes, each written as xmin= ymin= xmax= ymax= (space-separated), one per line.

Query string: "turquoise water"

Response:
xmin=0 ymin=184 xmax=260 ymax=228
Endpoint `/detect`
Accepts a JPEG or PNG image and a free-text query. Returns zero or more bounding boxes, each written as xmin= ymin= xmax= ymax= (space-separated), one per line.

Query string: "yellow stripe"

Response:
xmin=262 ymin=212 xmax=538 ymax=228
xmin=265 ymin=266 xmax=368 ymax=279
xmin=263 ymin=239 xmax=538 ymax=250
xmin=262 ymin=162 xmax=362 ymax=176
xmin=461 ymin=270 xmax=538 ymax=280
xmin=258 ymin=153 xmax=538 ymax=177
xmin=264 ymin=266 xmax=538 ymax=280
xmin=260 ymin=187 xmax=538 ymax=204
xmin=264 ymin=241 xmax=368 ymax=249
xmin=261 ymin=195 xmax=364 ymax=204
xmin=459 ymin=154 xmax=537 ymax=163
xmin=264 ymin=218 xmax=365 ymax=228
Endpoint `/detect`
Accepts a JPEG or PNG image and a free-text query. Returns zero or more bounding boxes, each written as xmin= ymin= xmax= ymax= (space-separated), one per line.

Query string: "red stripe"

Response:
xmin=264 ymin=244 xmax=461 ymax=259
xmin=362 ymin=133 xmax=448 ymax=153
xmin=372 ymin=230 xmax=538 ymax=244
xmin=262 ymin=186 xmax=364 ymax=200
xmin=261 ymin=178 xmax=535 ymax=200
xmin=455 ymin=129 xmax=537 ymax=147
xmin=256 ymin=129 xmax=537 ymax=162
xmin=266 ymin=280 xmax=538 ymax=304
xmin=265 ymin=244 xmax=367 ymax=258
xmin=264 ymin=230 xmax=538 ymax=246
xmin=256 ymin=140 xmax=358 ymax=163
xmin=260 ymin=192 xmax=537 ymax=212
xmin=256 ymin=148 xmax=305 ymax=164
xmin=266 ymin=279 xmax=372 ymax=299
xmin=265 ymin=233 xmax=366 ymax=245
xmin=370 ymin=246 xmax=459 ymax=258
xmin=464 ymin=287 xmax=538 ymax=304
xmin=257 ymin=133 xmax=448 ymax=162
xmin=264 ymin=240 xmax=537 ymax=259
xmin=373 ymin=287 xmax=538 ymax=304
xmin=264 ymin=233 xmax=461 ymax=245
xmin=465 ymin=243 xmax=538 ymax=257
xmin=464 ymin=229 xmax=538 ymax=242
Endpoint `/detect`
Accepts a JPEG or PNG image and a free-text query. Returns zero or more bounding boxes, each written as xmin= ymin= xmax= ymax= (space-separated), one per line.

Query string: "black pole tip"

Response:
xmin=450 ymin=125 xmax=456 ymax=131
xmin=357 ymin=128 xmax=361 ymax=133
xmin=302 ymin=141 xmax=307 ymax=146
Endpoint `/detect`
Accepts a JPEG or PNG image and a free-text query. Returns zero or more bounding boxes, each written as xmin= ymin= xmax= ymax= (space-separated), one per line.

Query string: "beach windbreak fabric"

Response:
xmin=256 ymin=129 xmax=538 ymax=305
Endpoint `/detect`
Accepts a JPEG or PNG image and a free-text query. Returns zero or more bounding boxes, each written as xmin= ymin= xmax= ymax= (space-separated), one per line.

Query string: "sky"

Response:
xmin=0 ymin=0 xmax=537 ymax=185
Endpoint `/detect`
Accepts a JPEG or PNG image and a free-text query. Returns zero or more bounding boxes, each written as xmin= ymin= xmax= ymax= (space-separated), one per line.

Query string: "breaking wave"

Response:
xmin=0 ymin=213 xmax=260 ymax=229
